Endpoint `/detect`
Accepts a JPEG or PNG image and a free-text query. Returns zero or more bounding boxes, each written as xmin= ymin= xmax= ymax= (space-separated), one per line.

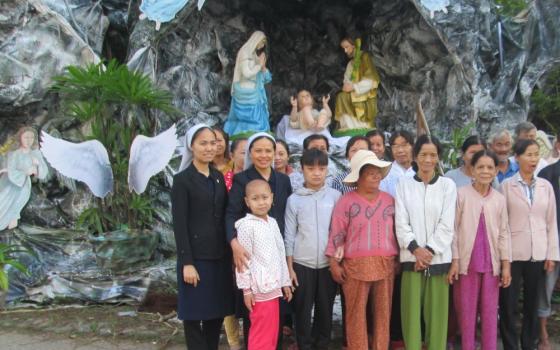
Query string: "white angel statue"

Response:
xmin=40 ymin=124 xmax=178 ymax=198
xmin=0 ymin=127 xmax=49 ymax=230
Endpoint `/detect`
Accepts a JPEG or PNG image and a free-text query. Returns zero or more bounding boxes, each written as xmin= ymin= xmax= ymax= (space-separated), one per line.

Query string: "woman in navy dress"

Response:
xmin=172 ymin=124 xmax=234 ymax=350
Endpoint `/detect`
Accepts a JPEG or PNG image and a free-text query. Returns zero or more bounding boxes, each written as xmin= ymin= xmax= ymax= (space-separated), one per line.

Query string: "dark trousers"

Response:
xmin=499 ymin=261 xmax=545 ymax=350
xmin=292 ymin=263 xmax=338 ymax=350
xmin=183 ymin=318 xmax=223 ymax=350
xmin=390 ymin=272 xmax=403 ymax=341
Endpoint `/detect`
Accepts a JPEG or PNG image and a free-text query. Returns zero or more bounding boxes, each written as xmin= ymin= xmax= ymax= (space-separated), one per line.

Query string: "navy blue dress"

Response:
xmin=172 ymin=164 xmax=234 ymax=321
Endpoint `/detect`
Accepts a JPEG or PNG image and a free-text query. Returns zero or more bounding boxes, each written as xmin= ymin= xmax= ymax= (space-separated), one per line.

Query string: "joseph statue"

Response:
xmin=335 ymin=37 xmax=381 ymax=131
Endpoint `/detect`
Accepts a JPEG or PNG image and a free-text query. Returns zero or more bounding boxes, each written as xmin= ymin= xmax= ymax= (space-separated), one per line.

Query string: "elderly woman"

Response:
xmin=326 ymin=149 xmax=397 ymax=350
xmin=395 ymin=134 xmax=457 ymax=350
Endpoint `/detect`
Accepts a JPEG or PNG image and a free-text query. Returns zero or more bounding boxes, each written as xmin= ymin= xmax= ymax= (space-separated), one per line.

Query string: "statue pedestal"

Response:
xmin=332 ymin=128 xmax=372 ymax=138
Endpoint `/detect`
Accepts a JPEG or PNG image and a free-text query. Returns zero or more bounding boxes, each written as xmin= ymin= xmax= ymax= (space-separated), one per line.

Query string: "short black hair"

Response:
xmin=513 ymin=139 xmax=539 ymax=156
xmin=300 ymin=148 xmax=328 ymax=168
xmin=276 ymin=139 xmax=290 ymax=156
xmin=413 ymin=134 xmax=443 ymax=158
xmin=303 ymin=134 xmax=330 ymax=151
xmin=345 ymin=136 xmax=371 ymax=158
xmin=389 ymin=130 xmax=414 ymax=147
xmin=471 ymin=149 xmax=499 ymax=167
xmin=461 ymin=135 xmax=486 ymax=154
xmin=230 ymin=137 xmax=247 ymax=153
xmin=213 ymin=127 xmax=230 ymax=159
xmin=365 ymin=129 xmax=385 ymax=142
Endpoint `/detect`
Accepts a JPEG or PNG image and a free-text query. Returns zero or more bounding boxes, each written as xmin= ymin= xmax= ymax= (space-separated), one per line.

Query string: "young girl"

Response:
xmin=235 ymin=179 xmax=293 ymax=350
xmin=448 ymin=150 xmax=512 ymax=350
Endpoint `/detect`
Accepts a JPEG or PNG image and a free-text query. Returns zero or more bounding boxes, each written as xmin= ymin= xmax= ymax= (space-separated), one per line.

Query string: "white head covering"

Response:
xmin=178 ymin=123 xmax=211 ymax=172
xmin=232 ymin=31 xmax=267 ymax=92
xmin=244 ymin=132 xmax=275 ymax=171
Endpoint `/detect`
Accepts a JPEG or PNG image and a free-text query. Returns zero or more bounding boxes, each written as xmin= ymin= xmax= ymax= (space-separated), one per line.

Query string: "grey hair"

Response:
xmin=489 ymin=128 xmax=513 ymax=144
xmin=514 ymin=121 xmax=536 ymax=138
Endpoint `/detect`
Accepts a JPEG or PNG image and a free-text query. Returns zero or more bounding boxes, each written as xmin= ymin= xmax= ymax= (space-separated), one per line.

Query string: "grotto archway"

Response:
xmin=131 ymin=0 xmax=456 ymax=135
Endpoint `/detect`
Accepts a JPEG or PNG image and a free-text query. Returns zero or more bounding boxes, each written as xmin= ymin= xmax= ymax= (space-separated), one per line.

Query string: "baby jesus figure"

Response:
xmin=289 ymin=90 xmax=332 ymax=132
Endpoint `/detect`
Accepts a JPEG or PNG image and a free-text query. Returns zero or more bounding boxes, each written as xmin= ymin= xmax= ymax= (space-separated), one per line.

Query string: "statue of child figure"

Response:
xmin=288 ymin=90 xmax=332 ymax=132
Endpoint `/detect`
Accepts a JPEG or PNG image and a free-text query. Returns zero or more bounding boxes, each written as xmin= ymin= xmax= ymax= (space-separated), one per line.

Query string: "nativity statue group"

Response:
xmin=224 ymin=31 xmax=381 ymax=145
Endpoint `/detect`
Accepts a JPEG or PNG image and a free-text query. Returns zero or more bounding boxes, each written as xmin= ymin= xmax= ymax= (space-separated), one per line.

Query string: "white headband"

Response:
xmin=243 ymin=132 xmax=276 ymax=170
xmin=178 ymin=123 xmax=211 ymax=172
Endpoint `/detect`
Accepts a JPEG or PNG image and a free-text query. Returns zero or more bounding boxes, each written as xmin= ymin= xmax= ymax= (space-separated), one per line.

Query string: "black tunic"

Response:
xmin=171 ymin=163 xmax=234 ymax=320
xmin=225 ymin=165 xmax=293 ymax=242
xmin=224 ymin=165 xmax=293 ymax=318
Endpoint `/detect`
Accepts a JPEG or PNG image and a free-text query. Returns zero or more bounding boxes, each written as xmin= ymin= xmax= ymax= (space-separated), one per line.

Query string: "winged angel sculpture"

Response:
xmin=40 ymin=125 xmax=177 ymax=198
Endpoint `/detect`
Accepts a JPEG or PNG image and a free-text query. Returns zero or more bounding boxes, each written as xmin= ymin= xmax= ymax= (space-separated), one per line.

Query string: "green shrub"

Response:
xmin=530 ymin=66 xmax=560 ymax=134
xmin=52 ymin=60 xmax=179 ymax=235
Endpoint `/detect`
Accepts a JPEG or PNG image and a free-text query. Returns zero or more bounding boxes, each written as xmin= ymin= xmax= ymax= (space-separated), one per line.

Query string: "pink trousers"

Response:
xmin=455 ymin=271 xmax=500 ymax=350
xmin=248 ymin=298 xmax=279 ymax=350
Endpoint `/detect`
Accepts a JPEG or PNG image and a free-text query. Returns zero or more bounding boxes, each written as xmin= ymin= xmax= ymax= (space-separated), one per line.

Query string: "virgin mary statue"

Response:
xmin=223 ymin=31 xmax=271 ymax=137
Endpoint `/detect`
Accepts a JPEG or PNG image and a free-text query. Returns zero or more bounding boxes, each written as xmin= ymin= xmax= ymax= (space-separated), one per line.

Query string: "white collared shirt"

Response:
xmin=515 ymin=172 xmax=537 ymax=205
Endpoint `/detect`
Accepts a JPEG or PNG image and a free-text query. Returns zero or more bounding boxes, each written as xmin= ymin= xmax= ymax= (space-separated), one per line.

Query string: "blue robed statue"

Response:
xmin=224 ymin=31 xmax=271 ymax=137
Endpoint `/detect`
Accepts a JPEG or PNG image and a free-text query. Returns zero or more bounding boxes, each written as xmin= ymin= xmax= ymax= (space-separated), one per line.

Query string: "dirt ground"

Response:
xmin=0 ymin=304 xmax=302 ymax=350
xmin=0 ymin=299 xmax=559 ymax=349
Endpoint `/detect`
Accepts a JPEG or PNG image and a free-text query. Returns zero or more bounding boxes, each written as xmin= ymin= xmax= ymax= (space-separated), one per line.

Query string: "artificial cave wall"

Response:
xmin=2 ymin=0 xmax=560 ymax=142
xmin=0 ymin=0 xmax=559 ymax=303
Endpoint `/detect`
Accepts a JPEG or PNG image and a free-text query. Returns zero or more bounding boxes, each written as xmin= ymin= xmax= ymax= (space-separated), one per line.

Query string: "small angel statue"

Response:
xmin=0 ymin=127 xmax=49 ymax=230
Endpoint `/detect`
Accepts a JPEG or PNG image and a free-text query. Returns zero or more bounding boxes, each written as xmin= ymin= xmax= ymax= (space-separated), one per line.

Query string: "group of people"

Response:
xmin=171 ymin=118 xmax=560 ymax=350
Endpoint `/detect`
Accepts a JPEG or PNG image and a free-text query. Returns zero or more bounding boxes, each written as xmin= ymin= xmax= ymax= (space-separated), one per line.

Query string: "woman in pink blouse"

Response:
xmin=448 ymin=150 xmax=511 ymax=350
xmin=326 ymin=150 xmax=398 ymax=350
xmin=499 ymin=139 xmax=559 ymax=350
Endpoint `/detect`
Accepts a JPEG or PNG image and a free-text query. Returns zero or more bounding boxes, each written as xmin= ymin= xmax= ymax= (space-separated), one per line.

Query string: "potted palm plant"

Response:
xmin=50 ymin=60 xmax=179 ymax=271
